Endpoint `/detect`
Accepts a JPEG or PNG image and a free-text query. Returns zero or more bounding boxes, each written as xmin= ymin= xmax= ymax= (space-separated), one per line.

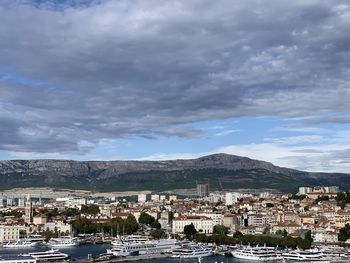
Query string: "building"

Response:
xmin=0 ymin=196 xmax=4 ymax=208
xmin=137 ymin=194 xmax=147 ymax=203
xmin=225 ymin=192 xmax=241 ymax=206
xmin=17 ymin=198 xmax=25 ymax=208
xmin=6 ymin=198 xmax=14 ymax=207
xmin=33 ymin=214 xmax=47 ymax=225
xmin=172 ymin=215 xmax=214 ymax=234
xmin=151 ymin=194 xmax=160 ymax=202
xmin=0 ymin=225 xmax=23 ymax=242
xmin=298 ymin=187 xmax=313 ymax=195
xmin=197 ymin=183 xmax=209 ymax=197
xmin=169 ymin=195 xmax=177 ymax=202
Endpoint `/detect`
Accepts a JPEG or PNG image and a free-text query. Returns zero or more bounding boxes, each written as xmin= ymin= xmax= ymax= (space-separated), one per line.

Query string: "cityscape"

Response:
xmin=1 ymin=0 xmax=350 ymax=263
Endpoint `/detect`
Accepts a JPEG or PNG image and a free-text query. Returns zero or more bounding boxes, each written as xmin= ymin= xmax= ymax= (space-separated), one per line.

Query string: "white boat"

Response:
xmin=3 ymin=239 xmax=38 ymax=248
xmin=0 ymin=255 xmax=36 ymax=263
xmin=282 ymin=249 xmax=329 ymax=262
xmin=26 ymin=249 xmax=69 ymax=262
xmin=107 ymin=241 xmax=156 ymax=256
xmin=172 ymin=244 xmax=213 ymax=258
xmin=48 ymin=236 xmax=78 ymax=247
xmin=231 ymin=245 xmax=281 ymax=261
xmin=111 ymin=235 xmax=149 ymax=246
xmin=107 ymin=238 xmax=181 ymax=256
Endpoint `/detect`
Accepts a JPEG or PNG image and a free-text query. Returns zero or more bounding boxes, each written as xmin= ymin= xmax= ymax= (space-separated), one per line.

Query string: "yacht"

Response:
xmin=3 ymin=239 xmax=38 ymax=248
xmin=107 ymin=241 xmax=157 ymax=256
xmin=108 ymin=235 xmax=182 ymax=256
xmin=231 ymin=245 xmax=281 ymax=261
xmin=172 ymin=244 xmax=213 ymax=258
xmin=48 ymin=237 xmax=78 ymax=248
xmin=111 ymin=235 xmax=149 ymax=246
xmin=0 ymin=255 xmax=36 ymax=263
xmin=282 ymin=249 xmax=329 ymax=262
xmin=26 ymin=249 xmax=69 ymax=262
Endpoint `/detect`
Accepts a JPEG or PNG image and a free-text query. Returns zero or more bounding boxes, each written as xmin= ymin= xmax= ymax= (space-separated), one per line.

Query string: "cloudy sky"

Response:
xmin=0 ymin=0 xmax=350 ymax=172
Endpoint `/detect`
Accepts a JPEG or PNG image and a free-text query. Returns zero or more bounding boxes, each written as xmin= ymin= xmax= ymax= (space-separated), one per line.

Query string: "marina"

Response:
xmin=2 ymin=243 xmax=350 ymax=263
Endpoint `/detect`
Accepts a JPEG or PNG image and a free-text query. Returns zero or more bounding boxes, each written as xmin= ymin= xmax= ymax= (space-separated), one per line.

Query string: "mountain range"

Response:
xmin=0 ymin=153 xmax=348 ymax=193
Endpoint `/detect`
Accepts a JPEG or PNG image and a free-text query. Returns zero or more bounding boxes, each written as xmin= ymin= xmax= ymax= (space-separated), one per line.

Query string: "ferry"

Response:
xmin=172 ymin=244 xmax=213 ymax=258
xmin=107 ymin=238 xmax=181 ymax=256
xmin=231 ymin=245 xmax=281 ymax=261
xmin=26 ymin=249 xmax=69 ymax=262
xmin=48 ymin=237 xmax=78 ymax=248
xmin=111 ymin=235 xmax=149 ymax=246
xmin=3 ymin=239 xmax=38 ymax=248
xmin=0 ymin=255 xmax=36 ymax=263
xmin=282 ymin=249 xmax=329 ymax=262
xmin=107 ymin=241 xmax=156 ymax=256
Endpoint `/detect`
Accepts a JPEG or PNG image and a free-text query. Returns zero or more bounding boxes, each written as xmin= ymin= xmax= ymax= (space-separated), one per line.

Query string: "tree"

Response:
xmin=150 ymin=229 xmax=166 ymax=239
xmin=233 ymin=231 xmax=243 ymax=238
xmin=213 ymin=225 xmax=229 ymax=235
xmin=338 ymin=224 xmax=350 ymax=241
xmin=150 ymin=221 xmax=161 ymax=229
xmin=282 ymin=229 xmax=288 ymax=237
xmin=184 ymin=223 xmax=197 ymax=239
xmin=81 ymin=205 xmax=100 ymax=215
xmin=138 ymin=212 xmax=156 ymax=225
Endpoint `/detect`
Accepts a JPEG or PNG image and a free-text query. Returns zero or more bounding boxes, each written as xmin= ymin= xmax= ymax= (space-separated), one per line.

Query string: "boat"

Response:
xmin=231 ymin=245 xmax=281 ymax=261
xmin=2 ymin=239 xmax=39 ymax=248
xmin=108 ymin=236 xmax=181 ymax=256
xmin=48 ymin=237 xmax=78 ymax=247
xmin=111 ymin=235 xmax=149 ymax=246
xmin=172 ymin=244 xmax=213 ymax=258
xmin=0 ymin=255 xmax=36 ymax=263
xmin=27 ymin=235 xmax=46 ymax=244
xmin=107 ymin=241 xmax=156 ymax=256
xmin=282 ymin=249 xmax=329 ymax=262
xmin=26 ymin=249 xmax=69 ymax=262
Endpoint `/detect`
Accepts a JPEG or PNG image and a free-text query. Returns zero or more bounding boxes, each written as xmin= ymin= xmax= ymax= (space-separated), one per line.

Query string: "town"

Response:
xmin=1 ymin=184 xmax=350 ymax=261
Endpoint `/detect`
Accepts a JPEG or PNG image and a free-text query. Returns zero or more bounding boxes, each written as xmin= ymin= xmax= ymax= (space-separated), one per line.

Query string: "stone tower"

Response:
xmin=24 ymin=194 xmax=33 ymax=224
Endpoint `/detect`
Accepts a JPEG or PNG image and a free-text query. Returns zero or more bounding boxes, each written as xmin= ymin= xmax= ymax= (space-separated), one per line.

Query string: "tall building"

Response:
xmin=0 ymin=195 xmax=4 ymax=208
xmin=24 ymin=194 xmax=33 ymax=224
xmin=17 ymin=198 xmax=25 ymax=208
xmin=137 ymin=194 xmax=147 ymax=203
xmin=6 ymin=198 xmax=14 ymax=207
xmin=298 ymin=187 xmax=313 ymax=195
xmin=225 ymin=192 xmax=241 ymax=206
xmin=197 ymin=183 xmax=209 ymax=197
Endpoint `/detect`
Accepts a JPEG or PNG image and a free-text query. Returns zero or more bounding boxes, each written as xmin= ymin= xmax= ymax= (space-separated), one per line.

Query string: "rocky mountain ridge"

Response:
xmin=0 ymin=153 xmax=348 ymax=192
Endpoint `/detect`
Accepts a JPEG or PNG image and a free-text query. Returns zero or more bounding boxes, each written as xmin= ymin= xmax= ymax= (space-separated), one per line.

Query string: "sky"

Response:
xmin=0 ymin=0 xmax=350 ymax=172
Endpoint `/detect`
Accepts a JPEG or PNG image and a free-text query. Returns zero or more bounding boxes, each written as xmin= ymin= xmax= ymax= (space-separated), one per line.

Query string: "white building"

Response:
xmin=17 ymin=198 xmax=25 ymax=208
xmin=138 ymin=194 xmax=147 ymax=203
xmin=172 ymin=215 xmax=214 ymax=234
xmin=298 ymin=187 xmax=313 ymax=195
xmin=225 ymin=192 xmax=241 ymax=206
xmin=0 ymin=196 xmax=5 ymax=208
xmin=6 ymin=198 xmax=14 ymax=207
xmin=151 ymin=194 xmax=160 ymax=202
xmin=0 ymin=225 xmax=24 ymax=242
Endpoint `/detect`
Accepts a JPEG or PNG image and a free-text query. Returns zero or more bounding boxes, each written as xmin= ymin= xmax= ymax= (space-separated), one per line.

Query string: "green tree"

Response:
xmin=138 ymin=212 xmax=156 ymax=225
xmin=213 ymin=225 xmax=229 ymax=235
xmin=338 ymin=224 xmax=350 ymax=241
xmin=233 ymin=231 xmax=243 ymax=238
xmin=282 ymin=229 xmax=288 ymax=237
xmin=81 ymin=205 xmax=100 ymax=215
xmin=150 ymin=229 xmax=166 ymax=239
xmin=184 ymin=223 xmax=197 ymax=239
